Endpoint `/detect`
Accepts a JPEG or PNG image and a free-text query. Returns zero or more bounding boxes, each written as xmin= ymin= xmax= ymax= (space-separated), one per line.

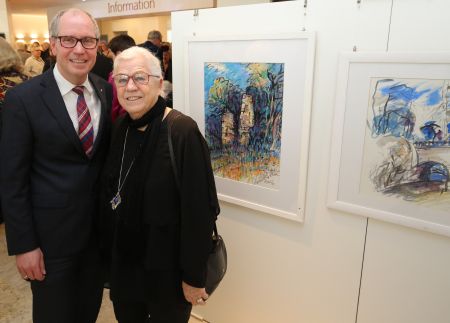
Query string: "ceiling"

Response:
xmin=8 ymin=0 xmax=89 ymax=15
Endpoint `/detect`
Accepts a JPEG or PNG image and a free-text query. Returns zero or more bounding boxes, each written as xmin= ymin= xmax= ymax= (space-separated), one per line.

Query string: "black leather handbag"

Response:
xmin=167 ymin=110 xmax=227 ymax=296
xmin=205 ymin=224 xmax=227 ymax=295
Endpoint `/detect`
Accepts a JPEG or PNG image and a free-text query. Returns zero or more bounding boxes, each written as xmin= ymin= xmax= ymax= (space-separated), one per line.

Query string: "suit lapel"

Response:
xmin=40 ymin=70 xmax=85 ymax=156
xmin=89 ymin=73 xmax=108 ymax=156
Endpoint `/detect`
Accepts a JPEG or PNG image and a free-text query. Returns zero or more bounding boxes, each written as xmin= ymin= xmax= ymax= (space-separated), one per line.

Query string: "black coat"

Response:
xmin=101 ymin=110 xmax=216 ymax=302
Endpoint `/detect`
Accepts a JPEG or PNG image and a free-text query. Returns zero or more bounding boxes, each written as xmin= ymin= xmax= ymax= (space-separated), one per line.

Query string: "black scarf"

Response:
xmin=100 ymin=96 xmax=166 ymax=259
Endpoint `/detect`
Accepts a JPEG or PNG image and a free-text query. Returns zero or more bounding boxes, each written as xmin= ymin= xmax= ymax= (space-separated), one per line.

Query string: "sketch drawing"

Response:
xmin=362 ymin=78 xmax=450 ymax=205
xmin=204 ymin=62 xmax=285 ymax=188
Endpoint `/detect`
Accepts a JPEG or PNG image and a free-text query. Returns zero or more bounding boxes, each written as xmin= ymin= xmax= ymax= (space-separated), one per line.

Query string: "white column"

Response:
xmin=0 ymin=0 xmax=11 ymax=41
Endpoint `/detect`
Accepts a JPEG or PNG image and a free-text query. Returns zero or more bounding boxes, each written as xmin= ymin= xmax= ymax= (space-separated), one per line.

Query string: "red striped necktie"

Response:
xmin=72 ymin=86 xmax=94 ymax=157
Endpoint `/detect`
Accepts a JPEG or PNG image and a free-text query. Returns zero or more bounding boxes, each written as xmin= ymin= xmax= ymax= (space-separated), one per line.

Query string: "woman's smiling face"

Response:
xmin=114 ymin=55 xmax=162 ymax=120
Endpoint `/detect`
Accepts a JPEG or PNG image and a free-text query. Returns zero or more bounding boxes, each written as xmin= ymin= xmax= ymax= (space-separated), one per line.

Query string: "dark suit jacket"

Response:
xmin=0 ymin=69 xmax=112 ymax=259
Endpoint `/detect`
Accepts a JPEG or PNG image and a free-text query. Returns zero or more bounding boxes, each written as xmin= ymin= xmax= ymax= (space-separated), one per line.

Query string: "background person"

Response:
xmin=0 ymin=8 xmax=112 ymax=323
xmin=99 ymin=40 xmax=114 ymax=59
xmin=138 ymin=30 xmax=163 ymax=63
xmin=161 ymin=42 xmax=172 ymax=83
xmin=42 ymin=46 xmax=56 ymax=72
xmin=23 ymin=42 xmax=44 ymax=77
xmin=40 ymin=41 xmax=50 ymax=61
xmin=107 ymin=34 xmax=136 ymax=122
xmin=0 ymin=37 xmax=29 ymax=225
xmin=0 ymin=37 xmax=29 ymax=126
xmin=91 ymin=49 xmax=113 ymax=81
xmin=100 ymin=46 xmax=217 ymax=323
xmin=16 ymin=42 xmax=31 ymax=63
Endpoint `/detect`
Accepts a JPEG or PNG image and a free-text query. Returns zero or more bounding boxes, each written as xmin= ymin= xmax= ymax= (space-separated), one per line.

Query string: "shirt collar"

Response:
xmin=53 ymin=63 xmax=94 ymax=97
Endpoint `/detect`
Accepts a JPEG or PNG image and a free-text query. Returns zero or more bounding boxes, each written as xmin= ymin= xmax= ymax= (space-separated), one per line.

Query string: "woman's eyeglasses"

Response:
xmin=113 ymin=72 xmax=160 ymax=87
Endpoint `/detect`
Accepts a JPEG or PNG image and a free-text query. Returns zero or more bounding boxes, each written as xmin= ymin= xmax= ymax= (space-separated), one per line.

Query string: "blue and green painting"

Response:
xmin=204 ymin=62 xmax=284 ymax=188
xmin=362 ymin=78 xmax=450 ymax=204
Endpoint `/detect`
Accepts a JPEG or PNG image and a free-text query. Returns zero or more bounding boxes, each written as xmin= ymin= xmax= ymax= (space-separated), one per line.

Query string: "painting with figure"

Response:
xmin=204 ymin=62 xmax=284 ymax=189
xmin=361 ymin=78 xmax=450 ymax=206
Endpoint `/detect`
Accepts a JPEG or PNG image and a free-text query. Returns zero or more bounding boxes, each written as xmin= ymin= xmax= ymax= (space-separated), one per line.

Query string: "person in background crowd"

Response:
xmin=161 ymin=42 xmax=172 ymax=83
xmin=162 ymin=80 xmax=173 ymax=108
xmin=0 ymin=37 xmax=29 ymax=225
xmin=1 ymin=8 xmax=112 ymax=323
xmin=138 ymin=30 xmax=163 ymax=63
xmin=100 ymin=46 xmax=217 ymax=323
xmin=23 ymin=42 xmax=44 ymax=77
xmin=16 ymin=42 xmax=31 ymax=63
xmin=99 ymin=40 xmax=114 ymax=59
xmin=107 ymin=34 xmax=136 ymax=122
xmin=42 ymin=46 xmax=56 ymax=73
xmin=92 ymin=40 xmax=113 ymax=81
xmin=40 ymin=42 xmax=50 ymax=61
xmin=91 ymin=50 xmax=113 ymax=81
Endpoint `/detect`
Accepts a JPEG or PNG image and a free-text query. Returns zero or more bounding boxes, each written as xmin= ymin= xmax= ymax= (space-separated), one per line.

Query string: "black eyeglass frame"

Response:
xmin=54 ymin=36 xmax=99 ymax=49
xmin=113 ymin=72 xmax=161 ymax=87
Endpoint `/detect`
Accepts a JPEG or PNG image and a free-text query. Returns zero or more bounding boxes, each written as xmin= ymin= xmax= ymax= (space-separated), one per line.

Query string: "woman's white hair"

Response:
xmin=113 ymin=46 xmax=162 ymax=78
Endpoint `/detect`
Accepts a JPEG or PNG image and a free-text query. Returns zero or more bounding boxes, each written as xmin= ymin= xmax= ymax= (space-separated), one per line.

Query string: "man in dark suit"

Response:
xmin=0 ymin=8 xmax=112 ymax=323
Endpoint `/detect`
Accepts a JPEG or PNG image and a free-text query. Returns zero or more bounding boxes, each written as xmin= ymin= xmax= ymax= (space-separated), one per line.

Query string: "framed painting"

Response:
xmin=185 ymin=33 xmax=315 ymax=222
xmin=328 ymin=52 xmax=450 ymax=236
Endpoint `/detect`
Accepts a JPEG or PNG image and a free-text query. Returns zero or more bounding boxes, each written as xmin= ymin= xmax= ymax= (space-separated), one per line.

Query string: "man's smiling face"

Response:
xmin=50 ymin=10 xmax=98 ymax=85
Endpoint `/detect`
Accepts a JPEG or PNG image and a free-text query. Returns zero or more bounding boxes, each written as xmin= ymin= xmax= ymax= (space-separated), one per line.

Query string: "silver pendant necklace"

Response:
xmin=110 ymin=127 xmax=136 ymax=210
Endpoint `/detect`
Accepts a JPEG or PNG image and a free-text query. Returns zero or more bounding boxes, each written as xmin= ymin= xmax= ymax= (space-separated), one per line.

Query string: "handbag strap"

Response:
xmin=167 ymin=110 xmax=219 ymax=237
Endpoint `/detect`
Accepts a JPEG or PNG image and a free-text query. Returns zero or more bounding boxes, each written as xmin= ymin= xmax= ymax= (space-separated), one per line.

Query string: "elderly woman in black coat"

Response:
xmin=100 ymin=46 xmax=218 ymax=323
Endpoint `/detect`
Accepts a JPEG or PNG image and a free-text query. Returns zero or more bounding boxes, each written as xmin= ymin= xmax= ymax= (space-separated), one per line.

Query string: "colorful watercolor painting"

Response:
xmin=204 ymin=62 xmax=284 ymax=188
xmin=361 ymin=78 xmax=450 ymax=204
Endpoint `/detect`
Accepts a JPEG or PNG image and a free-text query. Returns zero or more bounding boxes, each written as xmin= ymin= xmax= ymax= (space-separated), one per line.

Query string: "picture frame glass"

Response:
xmin=186 ymin=34 xmax=315 ymax=221
xmin=329 ymin=53 xmax=450 ymax=236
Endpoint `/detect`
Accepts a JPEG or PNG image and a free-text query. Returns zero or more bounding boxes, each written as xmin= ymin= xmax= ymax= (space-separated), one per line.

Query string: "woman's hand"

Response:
xmin=182 ymin=281 xmax=209 ymax=306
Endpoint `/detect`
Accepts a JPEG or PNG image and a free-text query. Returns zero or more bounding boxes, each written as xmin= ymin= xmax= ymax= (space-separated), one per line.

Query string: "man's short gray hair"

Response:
xmin=49 ymin=8 xmax=100 ymax=38
xmin=147 ymin=30 xmax=162 ymax=41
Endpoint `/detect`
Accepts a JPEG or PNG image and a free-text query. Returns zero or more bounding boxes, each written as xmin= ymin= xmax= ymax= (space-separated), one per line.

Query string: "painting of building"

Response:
xmin=204 ymin=62 xmax=285 ymax=188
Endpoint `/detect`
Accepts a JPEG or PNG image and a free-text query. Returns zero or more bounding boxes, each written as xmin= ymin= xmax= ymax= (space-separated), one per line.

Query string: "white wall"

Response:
xmin=0 ymin=0 xmax=10 ymax=41
xmin=356 ymin=1 xmax=450 ymax=322
xmin=10 ymin=14 xmax=49 ymax=47
xmin=99 ymin=15 xmax=171 ymax=44
xmin=173 ymin=2 xmax=366 ymax=323
xmin=217 ymin=0 xmax=269 ymax=6
xmin=172 ymin=1 xmax=450 ymax=323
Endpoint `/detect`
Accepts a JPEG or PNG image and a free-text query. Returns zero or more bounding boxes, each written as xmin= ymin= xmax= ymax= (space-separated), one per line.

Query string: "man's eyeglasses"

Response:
xmin=55 ymin=36 xmax=98 ymax=49
xmin=113 ymin=72 xmax=160 ymax=87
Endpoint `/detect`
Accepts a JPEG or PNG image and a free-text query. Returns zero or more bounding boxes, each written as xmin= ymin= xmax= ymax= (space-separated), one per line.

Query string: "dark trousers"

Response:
xmin=113 ymin=299 xmax=192 ymax=323
xmin=30 ymin=244 xmax=104 ymax=323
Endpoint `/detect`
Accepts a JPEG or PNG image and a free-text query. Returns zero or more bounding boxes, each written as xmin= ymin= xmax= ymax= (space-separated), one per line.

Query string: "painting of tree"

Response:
xmin=204 ymin=62 xmax=285 ymax=188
